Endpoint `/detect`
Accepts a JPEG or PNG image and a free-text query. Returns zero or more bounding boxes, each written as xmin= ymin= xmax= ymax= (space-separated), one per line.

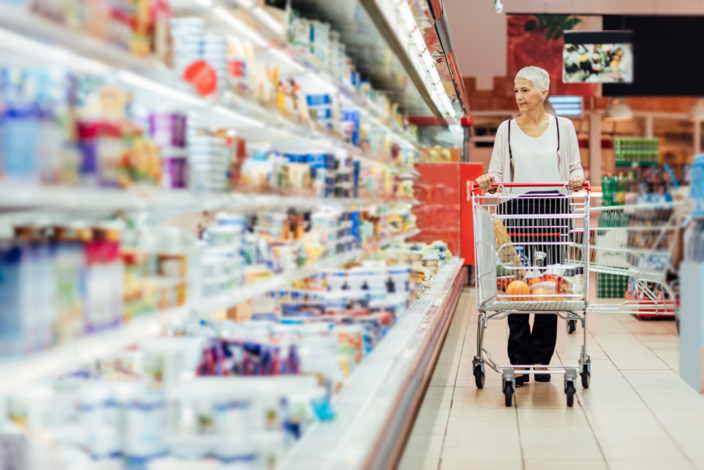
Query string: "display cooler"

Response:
xmin=0 ymin=0 xmax=470 ymax=468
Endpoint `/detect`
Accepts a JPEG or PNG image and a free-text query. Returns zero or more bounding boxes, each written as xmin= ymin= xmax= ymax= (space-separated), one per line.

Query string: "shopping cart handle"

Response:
xmin=491 ymin=181 xmax=589 ymax=188
xmin=469 ymin=181 xmax=590 ymax=194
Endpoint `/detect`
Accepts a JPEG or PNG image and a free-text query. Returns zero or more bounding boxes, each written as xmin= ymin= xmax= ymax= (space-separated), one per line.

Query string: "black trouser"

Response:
xmin=498 ymin=191 xmax=570 ymax=367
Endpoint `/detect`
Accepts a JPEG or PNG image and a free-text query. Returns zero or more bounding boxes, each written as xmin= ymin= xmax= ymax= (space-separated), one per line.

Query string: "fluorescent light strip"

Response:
xmin=549 ymin=96 xmax=582 ymax=104
xmin=214 ymin=105 xmax=266 ymax=128
xmin=267 ymin=48 xmax=307 ymax=74
xmin=553 ymin=109 xmax=581 ymax=115
xmin=233 ymin=0 xmax=255 ymax=7
xmin=0 ymin=26 xmax=110 ymax=75
xmin=251 ymin=7 xmax=285 ymax=37
xmin=398 ymin=0 xmax=417 ymax=32
xmin=213 ymin=6 xmax=268 ymax=47
xmin=300 ymin=72 xmax=337 ymax=93
xmin=118 ymin=70 xmax=206 ymax=107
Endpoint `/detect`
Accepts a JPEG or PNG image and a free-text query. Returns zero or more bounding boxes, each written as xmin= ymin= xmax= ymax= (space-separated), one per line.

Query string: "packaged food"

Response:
xmin=493 ymin=219 xmax=524 ymax=279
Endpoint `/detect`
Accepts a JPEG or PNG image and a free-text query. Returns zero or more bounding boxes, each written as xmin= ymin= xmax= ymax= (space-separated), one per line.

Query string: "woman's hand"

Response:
xmin=476 ymin=174 xmax=495 ymax=191
xmin=568 ymin=176 xmax=585 ymax=191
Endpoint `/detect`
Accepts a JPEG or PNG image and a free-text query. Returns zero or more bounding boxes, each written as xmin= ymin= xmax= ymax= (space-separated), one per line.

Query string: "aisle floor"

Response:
xmin=398 ymin=288 xmax=704 ymax=470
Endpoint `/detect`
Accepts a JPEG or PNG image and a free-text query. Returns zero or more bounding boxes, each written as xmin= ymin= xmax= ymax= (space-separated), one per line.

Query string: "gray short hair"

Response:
xmin=515 ymin=66 xmax=550 ymax=93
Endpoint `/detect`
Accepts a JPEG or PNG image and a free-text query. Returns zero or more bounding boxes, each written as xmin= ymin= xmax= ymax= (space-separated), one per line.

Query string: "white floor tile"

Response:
xmin=398 ymin=291 xmax=704 ymax=470
xmin=607 ymin=459 xmax=696 ymax=470
xmin=524 ymin=460 xmax=608 ymax=470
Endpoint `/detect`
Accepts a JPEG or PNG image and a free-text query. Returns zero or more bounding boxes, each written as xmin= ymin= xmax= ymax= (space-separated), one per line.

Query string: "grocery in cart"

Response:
xmin=472 ymin=181 xmax=591 ymax=407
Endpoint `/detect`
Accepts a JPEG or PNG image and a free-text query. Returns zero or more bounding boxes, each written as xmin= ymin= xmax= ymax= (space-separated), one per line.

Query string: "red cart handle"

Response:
xmin=470 ymin=180 xmax=591 ymax=195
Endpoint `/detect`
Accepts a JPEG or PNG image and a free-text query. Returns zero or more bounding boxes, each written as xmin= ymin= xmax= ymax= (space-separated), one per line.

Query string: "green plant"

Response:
xmin=524 ymin=15 xmax=582 ymax=41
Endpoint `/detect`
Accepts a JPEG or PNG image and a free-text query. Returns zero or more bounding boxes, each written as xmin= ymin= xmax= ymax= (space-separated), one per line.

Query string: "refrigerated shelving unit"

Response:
xmin=0 ymin=0 xmax=469 ymax=466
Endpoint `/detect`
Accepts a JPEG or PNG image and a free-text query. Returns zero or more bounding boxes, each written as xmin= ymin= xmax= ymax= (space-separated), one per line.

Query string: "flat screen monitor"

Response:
xmin=563 ymin=31 xmax=633 ymax=84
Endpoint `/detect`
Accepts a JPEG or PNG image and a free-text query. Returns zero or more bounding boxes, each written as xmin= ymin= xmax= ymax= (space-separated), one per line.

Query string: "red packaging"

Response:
xmin=184 ymin=60 xmax=218 ymax=96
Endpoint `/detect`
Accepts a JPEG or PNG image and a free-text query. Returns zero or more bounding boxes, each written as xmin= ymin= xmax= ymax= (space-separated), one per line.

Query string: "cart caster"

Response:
xmin=581 ymin=359 xmax=591 ymax=389
xmin=503 ymin=381 xmax=514 ymax=407
xmin=473 ymin=364 xmax=485 ymax=389
xmin=565 ymin=382 xmax=576 ymax=407
xmin=566 ymin=319 xmax=577 ymax=334
xmin=564 ymin=369 xmax=578 ymax=407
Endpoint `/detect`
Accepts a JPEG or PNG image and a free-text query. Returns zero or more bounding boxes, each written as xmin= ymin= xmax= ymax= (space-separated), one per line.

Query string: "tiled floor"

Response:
xmin=398 ymin=287 xmax=704 ymax=470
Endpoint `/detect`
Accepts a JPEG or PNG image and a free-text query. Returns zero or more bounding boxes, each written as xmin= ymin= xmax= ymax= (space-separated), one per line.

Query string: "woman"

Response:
xmin=476 ymin=66 xmax=584 ymax=386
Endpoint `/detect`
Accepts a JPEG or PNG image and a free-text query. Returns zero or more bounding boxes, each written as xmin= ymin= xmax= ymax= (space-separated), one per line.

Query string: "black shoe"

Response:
xmin=533 ymin=365 xmax=551 ymax=382
xmin=515 ymin=375 xmax=530 ymax=387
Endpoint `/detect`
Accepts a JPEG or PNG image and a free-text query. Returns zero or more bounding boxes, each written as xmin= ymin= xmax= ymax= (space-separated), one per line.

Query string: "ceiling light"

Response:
xmin=604 ymin=98 xmax=633 ymax=121
xmin=494 ymin=0 xmax=504 ymax=14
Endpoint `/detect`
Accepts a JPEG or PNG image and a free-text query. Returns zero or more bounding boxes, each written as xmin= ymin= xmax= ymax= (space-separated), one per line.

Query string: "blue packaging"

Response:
xmin=350 ymin=211 xmax=361 ymax=248
xmin=689 ymin=154 xmax=704 ymax=216
xmin=307 ymin=153 xmax=328 ymax=169
xmin=284 ymin=153 xmax=308 ymax=164
xmin=352 ymin=160 xmax=360 ymax=198
xmin=0 ymin=244 xmax=22 ymax=358
xmin=1 ymin=107 xmax=38 ymax=181
xmin=341 ymin=110 xmax=360 ymax=146
xmin=306 ymin=94 xmax=331 ymax=107
xmin=325 ymin=153 xmax=336 ymax=170
xmin=313 ymin=108 xmax=332 ymax=120
xmin=0 ymin=68 xmax=41 ymax=181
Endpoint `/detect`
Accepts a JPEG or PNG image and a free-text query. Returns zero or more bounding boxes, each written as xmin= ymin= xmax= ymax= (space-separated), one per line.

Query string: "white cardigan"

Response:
xmin=487 ymin=116 xmax=584 ymax=192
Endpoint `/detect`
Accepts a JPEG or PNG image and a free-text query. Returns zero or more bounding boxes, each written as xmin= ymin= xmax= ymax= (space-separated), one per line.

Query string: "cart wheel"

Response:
xmin=566 ymin=319 xmax=577 ymax=334
xmin=503 ymin=381 xmax=514 ymax=407
xmin=473 ymin=364 xmax=485 ymax=389
xmin=581 ymin=369 xmax=591 ymax=389
xmin=580 ymin=357 xmax=591 ymax=389
xmin=565 ymin=383 xmax=576 ymax=407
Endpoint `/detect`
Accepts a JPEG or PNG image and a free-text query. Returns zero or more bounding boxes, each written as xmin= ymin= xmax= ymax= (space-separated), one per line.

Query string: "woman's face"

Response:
xmin=514 ymin=78 xmax=546 ymax=113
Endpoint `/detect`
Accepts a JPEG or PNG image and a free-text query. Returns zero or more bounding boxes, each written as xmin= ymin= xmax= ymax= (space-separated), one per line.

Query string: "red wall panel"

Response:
xmin=459 ymin=162 xmax=484 ymax=265
xmin=409 ymin=163 xmax=460 ymax=255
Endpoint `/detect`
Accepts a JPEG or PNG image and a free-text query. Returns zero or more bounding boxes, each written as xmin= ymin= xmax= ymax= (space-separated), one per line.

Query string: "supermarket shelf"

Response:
xmin=0 ymin=5 xmax=420 ymax=171
xmin=0 ymin=185 xmax=418 ymax=213
xmin=228 ymin=0 xmax=437 ymax=143
xmin=191 ymin=250 xmax=361 ymax=316
xmin=203 ymin=1 xmax=425 ymax=156
xmin=2 ymin=243 xmax=430 ymax=394
xmin=363 ymin=228 xmax=421 ymax=253
xmin=615 ymin=160 xmax=659 ymax=166
xmin=281 ymin=258 xmax=465 ymax=469
xmin=0 ymin=306 xmax=191 ymax=396
xmin=248 ymin=9 xmax=421 ymax=151
xmin=193 ymin=230 xmax=421 ymax=315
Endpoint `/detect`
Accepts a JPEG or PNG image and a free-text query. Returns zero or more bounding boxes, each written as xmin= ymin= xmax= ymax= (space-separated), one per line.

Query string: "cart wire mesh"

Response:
xmin=473 ymin=185 xmax=590 ymax=313
xmin=588 ymin=200 xmax=685 ymax=316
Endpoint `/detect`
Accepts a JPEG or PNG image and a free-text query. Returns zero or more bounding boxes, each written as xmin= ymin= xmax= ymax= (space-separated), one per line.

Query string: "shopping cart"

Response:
xmin=587 ymin=199 xmax=685 ymax=322
xmin=471 ymin=181 xmax=591 ymax=407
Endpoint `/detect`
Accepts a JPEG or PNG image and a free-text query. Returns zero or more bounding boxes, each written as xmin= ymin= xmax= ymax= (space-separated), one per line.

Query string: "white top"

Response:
xmin=488 ymin=115 xmax=584 ymax=195
xmin=511 ymin=117 xmax=561 ymax=194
